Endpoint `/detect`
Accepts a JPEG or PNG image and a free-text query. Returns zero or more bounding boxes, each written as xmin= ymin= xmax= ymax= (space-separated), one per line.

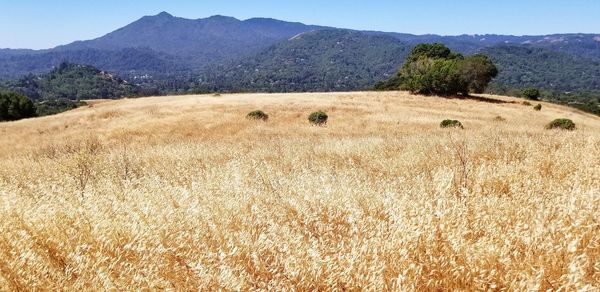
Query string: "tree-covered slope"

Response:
xmin=2 ymin=63 xmax=140 ymax=101
xmin=0 ymin=48 xmax=184 ymax=81
xmin=482 ymin=45 xmax=600 ymax=92
xmin=193 ymin=30 xmax=410 ymax=92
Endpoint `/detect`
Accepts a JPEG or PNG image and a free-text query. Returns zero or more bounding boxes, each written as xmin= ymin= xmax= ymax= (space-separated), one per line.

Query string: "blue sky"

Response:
xmin=1 ymin=0 xmax=599 ymax=49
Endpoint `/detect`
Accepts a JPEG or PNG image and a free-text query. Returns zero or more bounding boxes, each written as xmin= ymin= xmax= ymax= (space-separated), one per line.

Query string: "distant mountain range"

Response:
xmin=1 ymin=12 xmax=599 ymax=97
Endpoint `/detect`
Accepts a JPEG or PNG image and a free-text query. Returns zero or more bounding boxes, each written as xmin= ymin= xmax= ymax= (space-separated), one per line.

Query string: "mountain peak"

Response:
xmin=156 ymin=11 xmax=173 ymax=18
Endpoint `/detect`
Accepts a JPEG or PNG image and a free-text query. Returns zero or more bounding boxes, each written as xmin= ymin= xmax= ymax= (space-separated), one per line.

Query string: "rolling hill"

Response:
xmin=193 ymin=30 xmax=410 ymax=92
xmin=0 ymin=91 xmax=599 ymax=289
xmin=0 ymin=48 xmax=182 ymax=80
xmin=3 ymin=62 xmax=140 ymax=101
xmin=482 ymin=45 xmax=600 ymax=92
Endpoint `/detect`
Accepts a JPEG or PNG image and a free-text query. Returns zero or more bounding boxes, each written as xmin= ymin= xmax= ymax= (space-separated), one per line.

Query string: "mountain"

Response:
xmin=0 ymin=13 xmax=324 ymax=81
xmin=2 ymin=62 xmax=139 ymax=101
xmin=55 ymin=12 xmax=323 ymax=68
xmin=193 ymin=30 xmax=410 ymax=92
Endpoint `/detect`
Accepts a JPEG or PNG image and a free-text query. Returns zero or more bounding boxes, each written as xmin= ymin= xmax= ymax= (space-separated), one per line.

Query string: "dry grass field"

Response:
xmin=0 ymin=91 xmax=599 ymax=290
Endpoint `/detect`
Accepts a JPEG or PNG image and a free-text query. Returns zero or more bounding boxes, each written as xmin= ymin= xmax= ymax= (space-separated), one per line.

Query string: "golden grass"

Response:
xmin=0 ymin=91 xmax=599 ymax=290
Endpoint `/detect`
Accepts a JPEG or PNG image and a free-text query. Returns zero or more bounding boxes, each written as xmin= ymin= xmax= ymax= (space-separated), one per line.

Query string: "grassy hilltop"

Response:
xmin=0 ymin=91 xmax=599 ymax=290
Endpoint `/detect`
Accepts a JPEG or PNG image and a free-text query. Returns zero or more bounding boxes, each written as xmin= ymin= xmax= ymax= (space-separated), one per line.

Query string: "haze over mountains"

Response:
xmin=1 ymin=12 xmax=599 ymax=96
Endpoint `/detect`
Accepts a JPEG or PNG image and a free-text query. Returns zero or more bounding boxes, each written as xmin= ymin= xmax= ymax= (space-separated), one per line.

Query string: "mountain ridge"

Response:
xmin=51 ymin=13 xmax=325 ymax=67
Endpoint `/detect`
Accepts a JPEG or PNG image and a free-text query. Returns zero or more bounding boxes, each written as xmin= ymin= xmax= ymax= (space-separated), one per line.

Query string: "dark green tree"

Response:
xmin=0 ymin=91 xmax=36 ymax=121
xmin=462 ymin=54 xmax=499 ymax=93
xmin=405 ymin=43 xmax=453 ymax=62
xmin=395 ymin=44 xmax=498 ymax=96
xmin=523 ymin=88 xmax=541 ymax=100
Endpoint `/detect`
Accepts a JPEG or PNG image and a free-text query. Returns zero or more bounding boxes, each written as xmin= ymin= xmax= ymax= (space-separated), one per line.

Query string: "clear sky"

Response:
xmin=1 ymin=0 xmax=599 ymax=49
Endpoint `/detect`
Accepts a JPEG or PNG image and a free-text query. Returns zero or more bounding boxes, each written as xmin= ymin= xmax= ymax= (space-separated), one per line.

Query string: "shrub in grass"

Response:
xmin=440 ymin=119 xmax=464 ymax=129
xmin=212 ymin=93 xmax=221 ymax=97
xmin=522 ymin=101 xmax=532 ymax=106
xmin=308 ymin=111 xmax=328 ymax=126
xmin=534 ymin=104 xmax=542 ymax=111
xmin=493 ymin=116 xmax=506 ymax=122
xmin=246 ymin=110 xmax=269 ymax=121
xmin=545 ymin=119 xmax=575 ymax=130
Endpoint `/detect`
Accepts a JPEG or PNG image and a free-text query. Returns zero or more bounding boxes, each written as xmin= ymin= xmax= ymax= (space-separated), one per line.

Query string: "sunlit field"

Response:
xmin=0 ymin=91 xmax=599 ymax=290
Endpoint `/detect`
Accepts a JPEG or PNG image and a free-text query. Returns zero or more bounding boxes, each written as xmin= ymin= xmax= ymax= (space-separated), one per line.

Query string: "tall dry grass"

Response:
xmin=0 ymin=92 xmax=599 ymax=290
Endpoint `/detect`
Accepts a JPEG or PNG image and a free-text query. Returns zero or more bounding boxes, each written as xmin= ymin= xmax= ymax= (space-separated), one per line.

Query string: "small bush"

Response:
xmin=308 ymin=111 xmax=328 ymax=126
xmin=523 ymin=88 xmax=541 ymax=100
xmin=534 ymin=104 xmax=542 ymax=111
xmin=522 ymin=101 xmax=532 ymax=106
xmin=440 ymin=119 xmax=464 ymax=129
xmin=246 ymin=110 xmax=269 ymax=121
xmin=545 ymin=119 xmax=575 ymax=130
xmin=493 ymin=116 xmax=506 ymax=122
xmin=212 ymin=93 xmax=221 ymax=97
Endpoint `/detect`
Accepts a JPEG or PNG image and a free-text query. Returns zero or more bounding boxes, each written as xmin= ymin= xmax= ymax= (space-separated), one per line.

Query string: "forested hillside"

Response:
xmin=192 ymin=30 xmax=410 ymax=92
xmin=0 ymin=48 xmax=183 ymax=80
xmin=483 ymin=46 xmax=600 ymax=92
xmin=2 ymin=63 xmax=139 ymax=101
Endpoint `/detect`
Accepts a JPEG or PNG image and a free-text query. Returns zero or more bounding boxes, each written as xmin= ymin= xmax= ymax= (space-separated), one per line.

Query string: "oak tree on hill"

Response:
xmin=379 ymin=43 xmax=498 ymax=96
